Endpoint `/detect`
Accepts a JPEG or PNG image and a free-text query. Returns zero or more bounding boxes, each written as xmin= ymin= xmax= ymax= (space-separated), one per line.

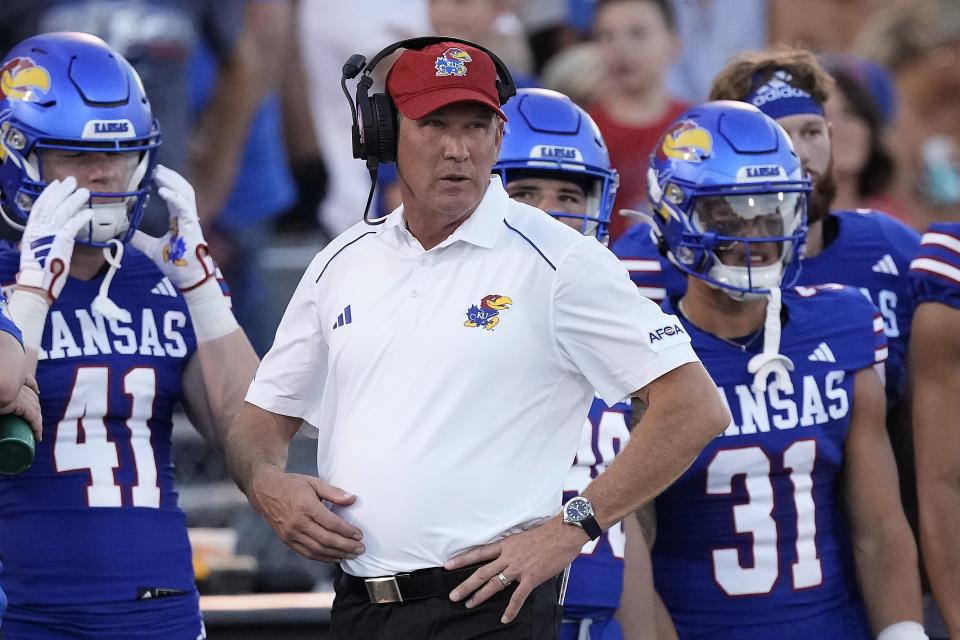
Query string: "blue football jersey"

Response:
xmin=562 ymin=397 xmax=633 ymax=617
xmin=910 ymin=222 xmax=960 ymax=310
xmin=652 ymin=286 xmax=885 ymax=636
xmin=611 ymin=223 xmax=685 ymax=305
xmin=797 ymin=210 xmax=919 ymax=407
xmin=0 ymin=244 xmax=200 ymax=616
xmin=613 ymin=212 xmax=918 ymax=406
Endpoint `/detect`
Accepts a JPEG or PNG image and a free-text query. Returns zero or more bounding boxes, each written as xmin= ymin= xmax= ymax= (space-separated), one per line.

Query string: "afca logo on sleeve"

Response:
xmin=647 ymin=318 xmax=689 ymax=352
xmin=82 ymin=119 xmax=135 ymax=139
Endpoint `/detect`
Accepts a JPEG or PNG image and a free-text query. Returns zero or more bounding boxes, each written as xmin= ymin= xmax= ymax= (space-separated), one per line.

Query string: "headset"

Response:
xmin=341 ymin=36 xmax=517 ymax=224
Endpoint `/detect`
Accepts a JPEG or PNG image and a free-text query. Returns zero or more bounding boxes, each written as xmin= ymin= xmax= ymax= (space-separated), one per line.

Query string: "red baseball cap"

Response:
xmin=386 ymin=41 xmax=507 ymax=121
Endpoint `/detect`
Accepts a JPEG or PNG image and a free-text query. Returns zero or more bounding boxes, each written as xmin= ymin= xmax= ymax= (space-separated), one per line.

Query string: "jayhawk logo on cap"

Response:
xmin=464 ymin=294 xmax=512 ymax=330
xmin=435 ymin=47 xmax=473 ymax=77
xmin=658 ymin=120 xmax=713 ymax=163
xmin=0 ymin=57 xmax=51 ymax=102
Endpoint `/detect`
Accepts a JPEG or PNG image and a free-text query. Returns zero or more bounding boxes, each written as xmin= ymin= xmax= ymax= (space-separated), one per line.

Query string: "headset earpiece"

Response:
xmin=352 ymin=67 xmax=397 ymax=168
xmin=371 ymin=93 xmax=397 ymax=164
xmin=352 ymin=75 xmax=374 ymax=166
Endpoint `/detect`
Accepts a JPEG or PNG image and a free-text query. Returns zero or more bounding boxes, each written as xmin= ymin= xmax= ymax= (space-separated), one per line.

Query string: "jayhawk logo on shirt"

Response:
xmin=464 ymin=294 xmax=512 ymax=330
xmin=435 ymin=48 xmax=472 ymax=77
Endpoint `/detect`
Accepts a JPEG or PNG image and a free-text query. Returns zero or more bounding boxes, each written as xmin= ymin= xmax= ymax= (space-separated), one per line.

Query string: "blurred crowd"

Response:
xmin=2 ymin=0 xmax=956 ymax=351
xmin=2 ymin=0 xmax=957 ymax=608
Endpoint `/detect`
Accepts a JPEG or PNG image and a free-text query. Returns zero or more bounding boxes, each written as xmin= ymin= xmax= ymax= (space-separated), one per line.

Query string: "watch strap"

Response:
xmin=580 ymin=515 xmax=602 ymax=541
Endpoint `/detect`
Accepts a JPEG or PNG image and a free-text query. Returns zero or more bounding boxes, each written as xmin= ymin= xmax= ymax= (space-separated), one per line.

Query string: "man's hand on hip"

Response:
xmin=249 ymin=465 xmax=364 ymax=562
xmin=445 ymin=516 xmax=587 ymax=623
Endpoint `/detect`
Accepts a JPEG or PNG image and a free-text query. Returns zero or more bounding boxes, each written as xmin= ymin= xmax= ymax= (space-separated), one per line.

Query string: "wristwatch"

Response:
xmin=562 ymin=496 xmax=602 ymax=541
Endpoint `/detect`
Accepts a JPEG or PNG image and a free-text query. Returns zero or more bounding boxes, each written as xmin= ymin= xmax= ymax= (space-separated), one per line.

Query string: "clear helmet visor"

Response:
xmin=691 ymin=191 xmax=806 ymax=297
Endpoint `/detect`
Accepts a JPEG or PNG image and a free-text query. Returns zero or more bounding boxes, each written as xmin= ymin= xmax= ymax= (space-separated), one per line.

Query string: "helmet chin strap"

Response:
xmin=81 ymin=202 xmax=132 ymax=244
xmin=747 ymin=287 xmax=795 ymax=393
xmin=90 ymin=239 xmax=131 ymax=323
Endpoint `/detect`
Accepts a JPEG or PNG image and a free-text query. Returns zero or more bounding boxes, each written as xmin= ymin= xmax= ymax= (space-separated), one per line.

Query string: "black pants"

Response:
xmin=330 ymin=571 xmax=562 ymax=640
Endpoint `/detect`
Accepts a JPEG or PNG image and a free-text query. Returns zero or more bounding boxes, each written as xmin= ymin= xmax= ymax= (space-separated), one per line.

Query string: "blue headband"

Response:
xmin=744 ymin=70 xmax=824 ymax=120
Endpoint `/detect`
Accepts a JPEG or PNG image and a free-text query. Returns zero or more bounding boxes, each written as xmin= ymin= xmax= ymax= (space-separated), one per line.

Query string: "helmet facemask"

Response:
xmin=648 ymin=103 xmax=812 ymax=301
xmin=688 ymin=190 xmax=806 ymax=300
xmin=500 ymin=167 xmax=617 ymax=243
xmin=6 ymin=141 xmax=152 ymax=247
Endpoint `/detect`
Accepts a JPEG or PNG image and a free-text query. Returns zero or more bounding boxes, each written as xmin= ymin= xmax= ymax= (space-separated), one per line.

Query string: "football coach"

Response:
xmin=225 ymin=38 xmax=729 ymax=639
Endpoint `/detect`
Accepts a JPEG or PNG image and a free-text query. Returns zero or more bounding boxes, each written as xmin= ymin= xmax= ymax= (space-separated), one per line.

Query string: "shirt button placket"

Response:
xmin=411 ymin=254 xmax=428 ymax=299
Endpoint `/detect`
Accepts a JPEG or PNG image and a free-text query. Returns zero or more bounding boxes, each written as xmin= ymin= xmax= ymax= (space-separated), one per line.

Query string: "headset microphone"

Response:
xmin=340 ymin=56 xmax=368 ymax=170
xmin=340 ymin=54 xmax=381 ymax=225
xmin=342 ymin=54 xmax=366 ymax=80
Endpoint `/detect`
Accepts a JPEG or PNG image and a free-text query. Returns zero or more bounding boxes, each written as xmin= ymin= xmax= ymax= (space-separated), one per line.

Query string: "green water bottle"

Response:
xmin=0 ymin=414 xmax=35 ymax=475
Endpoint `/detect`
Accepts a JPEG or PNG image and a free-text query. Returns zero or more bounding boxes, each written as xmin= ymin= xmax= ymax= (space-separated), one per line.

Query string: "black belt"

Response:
xmin=336 ymin=563 xmax=491 ymax=604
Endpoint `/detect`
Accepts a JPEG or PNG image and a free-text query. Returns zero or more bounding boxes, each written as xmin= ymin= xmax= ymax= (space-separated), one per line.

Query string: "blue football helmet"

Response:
xmin=0 ymin=32 xmax=161 ymax=246
xmin=493 ymin=88 xmax=618 ymax=242
xmin=647 ymin=100 xmax=810 ymax=299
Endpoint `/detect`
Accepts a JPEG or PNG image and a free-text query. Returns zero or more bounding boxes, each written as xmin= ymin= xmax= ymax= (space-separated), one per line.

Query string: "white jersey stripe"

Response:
xmin=620 ymin=259 xmax=662 ymax=273
xmin=921 ymin=232 xmax=960 ymax=256
xmin=910 ymin=257 xmax=960 ymax=285
xmin=635 ymin=286 xmax=667 ymax=300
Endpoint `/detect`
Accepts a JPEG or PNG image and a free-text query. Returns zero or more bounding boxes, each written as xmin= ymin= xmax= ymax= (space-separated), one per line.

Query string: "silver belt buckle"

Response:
xmin=365 ymin=576 xmax=403 ymax=604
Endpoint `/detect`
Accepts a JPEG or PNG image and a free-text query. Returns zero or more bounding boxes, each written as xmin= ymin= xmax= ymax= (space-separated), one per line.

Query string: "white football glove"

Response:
xmin=130 ymin=165 xmax=216 ymax=291
xmin=17 ymin=176 xmax=95 ymax=300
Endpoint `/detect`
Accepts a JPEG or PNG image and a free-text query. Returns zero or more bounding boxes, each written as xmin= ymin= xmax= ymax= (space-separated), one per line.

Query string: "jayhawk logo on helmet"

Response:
xmin=435 ymin=48 xmax=473 ymax=77
xmin=0 ymin=57 xmax=51 ymax=102
xmin=657 ymin=120 xmax=713 ymax=163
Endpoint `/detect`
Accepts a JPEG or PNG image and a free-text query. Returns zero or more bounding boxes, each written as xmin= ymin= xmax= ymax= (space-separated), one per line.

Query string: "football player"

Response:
xmin=614 ymin=49 xmax=919 ymax=417
xmin=494 ymin=88 xmax=655 ymax=640
xmin=910 ymin=223 xmax=960 ymax=640
xmin=0 ymin=32 xmax=258 ymax=638
xmin=637 ymin=101 xmax=925 ymax=639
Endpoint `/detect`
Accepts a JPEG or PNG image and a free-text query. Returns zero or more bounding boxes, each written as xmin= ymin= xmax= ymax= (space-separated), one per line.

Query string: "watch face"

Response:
xmin=565 ymin=497 xmax=592 ymax=522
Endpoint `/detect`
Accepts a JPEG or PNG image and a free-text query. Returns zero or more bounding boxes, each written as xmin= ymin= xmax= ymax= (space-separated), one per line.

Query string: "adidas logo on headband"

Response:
xmin=745 ymin=70 xmax=824 ymax=120
xmin=750 ymin=71 xmax=812 ymax=106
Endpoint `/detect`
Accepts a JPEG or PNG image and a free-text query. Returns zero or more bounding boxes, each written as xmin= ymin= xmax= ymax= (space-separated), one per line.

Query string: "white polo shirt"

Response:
xmin=246 ymin=177 xmax=698 ymax=577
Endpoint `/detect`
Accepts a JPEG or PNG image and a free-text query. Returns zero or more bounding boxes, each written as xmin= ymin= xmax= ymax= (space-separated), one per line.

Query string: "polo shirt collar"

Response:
xmin=379 ymin=176 xmax=507 ymax=250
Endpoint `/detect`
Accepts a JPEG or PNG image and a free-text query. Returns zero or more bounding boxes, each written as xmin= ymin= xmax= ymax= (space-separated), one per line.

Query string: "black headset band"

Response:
xmin=360 ymin=36 xmax=516 ymax=104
